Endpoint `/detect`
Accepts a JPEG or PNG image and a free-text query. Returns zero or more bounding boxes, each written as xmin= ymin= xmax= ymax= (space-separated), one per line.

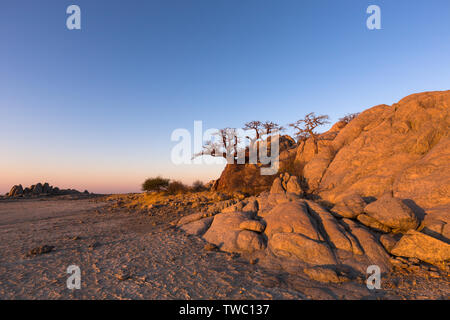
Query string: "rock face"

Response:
xmin=213 ymin=136 xmax=297 ymax=195
xmin=4 ymin=182 xmax=88 ymax=198
xmin=311 ymin=91 xmax=450 ymax=213
xmin=213 ymin=163 xmax=277 ymax=195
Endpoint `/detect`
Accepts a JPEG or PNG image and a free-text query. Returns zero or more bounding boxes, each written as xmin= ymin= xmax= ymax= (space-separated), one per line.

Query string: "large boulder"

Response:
xmin=331 ymin=194 xmax=366 ymax=219
xmin=236 ymin=230 xmax=266 ymax=252
xmin=241 ymin=198 xmax=259 ymax=214
xmin=8 ymin=185 xmax=23 ymax=197
xmin=264 ymin=201 xmax=322 ymax=241
xmin=357 ymin=214 xmax=392 ymax=233
xmin=269 ymin=177 xmax=285 ymax=194
xmin=364 ymin=194 xmax=419 ymax=232
xmin=269 ymin=232 xmax=337 ymax=265
xmin=391 ymin=230 xmax=450 ymax=266
xmin=32 ymin=183 xmax=43 ymax=194
xmin=177 ymin=212 xmax=215 ymax=236
xmin=42 ymin=182 xmax=51 ymax=194
xmin=285 ymin=175 xmax=303 ymax=195
xmin=202 ymin=212 xmax=266 ymax=253
xmin=180 ymin=217 xmax=214 ymax=236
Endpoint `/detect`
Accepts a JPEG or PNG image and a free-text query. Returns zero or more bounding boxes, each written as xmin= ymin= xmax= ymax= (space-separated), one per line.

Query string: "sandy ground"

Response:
xmin=0 ymin=198 xmax=448 ymax=300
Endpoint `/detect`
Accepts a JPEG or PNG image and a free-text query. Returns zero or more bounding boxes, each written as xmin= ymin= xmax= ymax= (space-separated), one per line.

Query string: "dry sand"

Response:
xmin=0 ymin=198 xmax=448 ymax=300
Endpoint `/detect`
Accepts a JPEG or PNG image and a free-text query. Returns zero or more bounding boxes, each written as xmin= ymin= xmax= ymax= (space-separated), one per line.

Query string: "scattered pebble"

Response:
xmin=26 ymin=245 xmax=55 ymax=257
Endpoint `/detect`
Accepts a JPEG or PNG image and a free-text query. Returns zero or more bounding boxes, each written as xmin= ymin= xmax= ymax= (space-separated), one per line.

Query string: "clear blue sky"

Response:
xmin=1 ymin=0 xmax=449 ymax=193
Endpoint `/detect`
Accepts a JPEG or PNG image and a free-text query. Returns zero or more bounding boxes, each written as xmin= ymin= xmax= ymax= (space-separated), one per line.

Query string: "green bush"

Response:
xmin=167 ymin=180 xmax=188 ymax=195
xmin=142 ymin=177 xmax=170 ymax=192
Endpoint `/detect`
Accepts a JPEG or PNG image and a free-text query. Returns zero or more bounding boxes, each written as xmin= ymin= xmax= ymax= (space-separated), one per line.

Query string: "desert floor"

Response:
xmin=0 ymin=197 xmax=448 ymax=300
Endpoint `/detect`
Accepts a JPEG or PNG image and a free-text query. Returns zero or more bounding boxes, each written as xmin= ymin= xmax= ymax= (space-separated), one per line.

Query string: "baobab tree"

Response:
xmin=193 ymin=128 xmax=242 ymax=163
xmin=262 ymin=121 xmax=284 ymax=136
xmin=289 ymin=112 xmax=330 ymax=154
xmin=243 ymin=120 xmax=283 ymax=161
xmin=243 ymin=121 xmax=263 ymax=140
xmin=243 ymin=120 xmax=283 ymax=140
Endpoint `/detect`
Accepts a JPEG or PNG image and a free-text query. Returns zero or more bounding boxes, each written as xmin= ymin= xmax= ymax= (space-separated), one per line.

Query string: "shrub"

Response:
xmin=339 ymin=112 xmax=360 ymax=124
xmin=142 ymin=177 xmax=169 ymax=192
xmin=167 ymin=180 xmax=188 ymax=195
xmin=191 ymin=180 xmax=206 ymax=192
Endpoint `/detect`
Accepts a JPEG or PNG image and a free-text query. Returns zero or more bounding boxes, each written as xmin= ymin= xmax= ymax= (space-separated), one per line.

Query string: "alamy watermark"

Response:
xmin=366 ymin=265 xmax=381 ymax=289
xmin=171 ymin=121 xmax=280 ymax=175
xmin=65 ymin=5 xmax=381 ymax=31
xmin=367 ymin=5 xmax=381 ymax=30
xmin=66 ymin=5 xmax=81 ymax=30
xmin=67 ymin=265 xmax=81 ymax=289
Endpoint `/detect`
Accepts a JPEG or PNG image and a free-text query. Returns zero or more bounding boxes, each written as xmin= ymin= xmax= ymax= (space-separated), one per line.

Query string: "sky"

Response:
xmin=1 ymin=0 xmax=449 ymax=194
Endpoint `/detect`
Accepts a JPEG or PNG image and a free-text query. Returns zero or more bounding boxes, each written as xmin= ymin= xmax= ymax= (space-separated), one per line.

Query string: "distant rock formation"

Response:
xmin=4 ymin=182 xmax=89 ymax=198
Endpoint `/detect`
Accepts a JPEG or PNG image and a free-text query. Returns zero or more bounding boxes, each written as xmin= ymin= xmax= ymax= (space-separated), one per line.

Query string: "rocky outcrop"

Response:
xmin=4 ymin=183 xmax=88 ymax=198
xmin=213 ymin=91 xmax=449 ymax=233
xmin=310 ymin=91 xmax=449 ymax=212
xmin=177 ymin=90 xmax=450 ymax=279
xmin=177 ymin=172 xmax=450 ymax=279
xmin=178 ymin=178 xmax=397 ymax=275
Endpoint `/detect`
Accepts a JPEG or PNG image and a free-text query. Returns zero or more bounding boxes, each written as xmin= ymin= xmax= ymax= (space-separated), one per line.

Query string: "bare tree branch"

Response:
xmin=289 ymin=112 xmax=330 ymax=154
